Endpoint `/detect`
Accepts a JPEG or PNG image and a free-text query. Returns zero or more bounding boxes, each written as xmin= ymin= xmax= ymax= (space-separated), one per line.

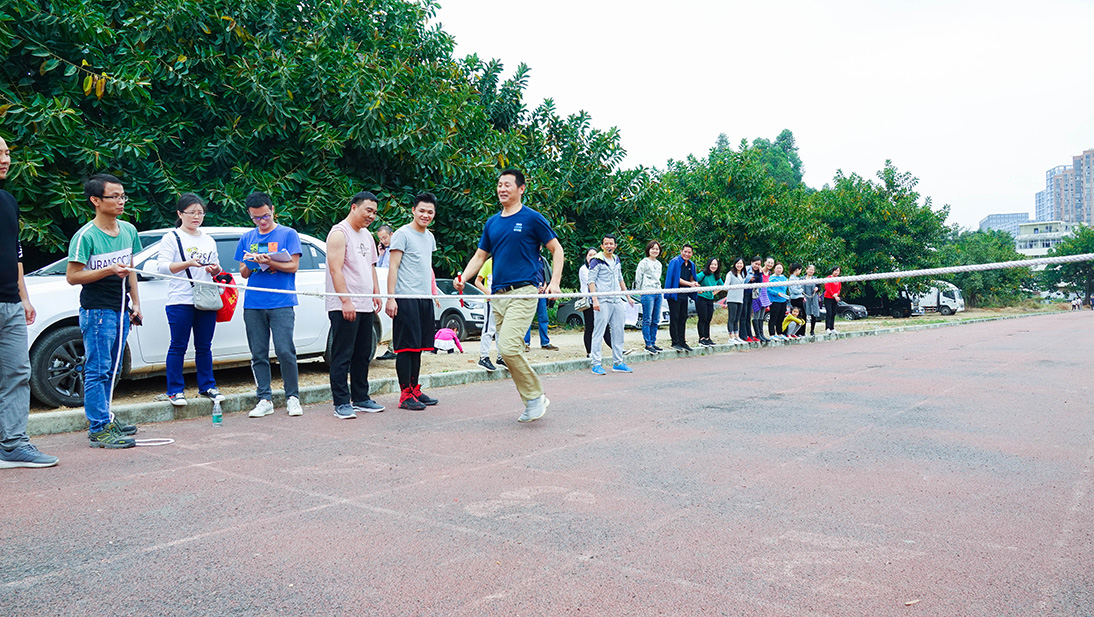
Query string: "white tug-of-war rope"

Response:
xmin=137 ymin=252 xmax=1094 ymax=301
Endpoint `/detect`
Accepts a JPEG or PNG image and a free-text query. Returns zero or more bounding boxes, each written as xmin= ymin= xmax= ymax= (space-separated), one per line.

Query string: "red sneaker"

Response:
xmin=412 ymin=384 xmax=438 ymax=406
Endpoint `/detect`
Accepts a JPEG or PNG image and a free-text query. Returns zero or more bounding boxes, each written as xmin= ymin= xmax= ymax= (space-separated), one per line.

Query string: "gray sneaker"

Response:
xmin=352 ymin=400 xmax=385 ymax=413
xmin=0 ymin=443 xmax=59 ymax=468
xmin=518 ymin=395 xmax=550 ymax=423
xmin=334 ymin=404 xmax=357 ymax=419
xmin=89 ymin=426 xmax=136 ymax=449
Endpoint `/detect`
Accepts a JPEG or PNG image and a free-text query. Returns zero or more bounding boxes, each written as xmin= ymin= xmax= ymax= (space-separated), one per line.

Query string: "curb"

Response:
xmin=28 ymin=311 xmax=1060 ymax=436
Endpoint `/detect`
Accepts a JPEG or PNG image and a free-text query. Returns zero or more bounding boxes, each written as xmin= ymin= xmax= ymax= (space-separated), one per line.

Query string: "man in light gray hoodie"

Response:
xmin=588 ymin=234 xmax=635 ymax=374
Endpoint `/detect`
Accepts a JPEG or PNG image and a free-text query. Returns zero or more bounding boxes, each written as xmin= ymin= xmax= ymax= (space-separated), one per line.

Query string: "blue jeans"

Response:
xmin=524 ymin=297 xmax=550 ymax=346
xmin=640 ymin=293 xmax=662 ymax=347
xmin=79 ymin=308 xmax=129 ymax=433
xmin=244 ymin=307 xmax=299 ymax=400
xmin=166 ymin=304 xmax=218 ymax=396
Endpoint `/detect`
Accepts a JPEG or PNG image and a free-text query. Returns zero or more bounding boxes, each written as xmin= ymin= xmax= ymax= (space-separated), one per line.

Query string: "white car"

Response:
xmin=25 ymin=227 xmax=392 ymax=408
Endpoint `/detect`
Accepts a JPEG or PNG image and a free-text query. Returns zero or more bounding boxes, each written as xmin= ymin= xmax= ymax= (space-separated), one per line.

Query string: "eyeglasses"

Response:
xmin=182 ymin=209 xmax=205 ymax=216
xmin=101 ymin=194 xmax=129 ymax=203
xmin=250 ymin=213 xmax=273 ymax=223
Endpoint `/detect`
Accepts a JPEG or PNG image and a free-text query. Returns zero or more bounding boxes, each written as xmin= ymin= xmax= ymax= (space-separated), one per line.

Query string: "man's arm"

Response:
xmin=385 ymin=249 xmax=403 ymax=317
xmin=326 ymin=229 xmax=356 ymax=321
xmin=127 ymin=256 xmax=141 ymax=323
xmin=265 ymin=254 xmax=300 ymax=274
xmin=66 ymin=261 xmax=127 ymax=286
xmin=17 ymin=262 xmax=34 ymax=325
xmin=455 ymin=248 xmax=490 ymax=293
xmin=544 ymin=238 xmax=564 ymax=294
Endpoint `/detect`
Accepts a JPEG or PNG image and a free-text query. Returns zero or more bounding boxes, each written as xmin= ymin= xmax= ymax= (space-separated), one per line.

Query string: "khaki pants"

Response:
xmin=492 ymin=286 xmax=543 ymax=402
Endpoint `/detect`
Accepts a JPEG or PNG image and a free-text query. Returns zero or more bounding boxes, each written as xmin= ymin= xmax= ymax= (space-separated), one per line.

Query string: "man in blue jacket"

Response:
xmin=664 ymin=244 xmax=699 ymax=351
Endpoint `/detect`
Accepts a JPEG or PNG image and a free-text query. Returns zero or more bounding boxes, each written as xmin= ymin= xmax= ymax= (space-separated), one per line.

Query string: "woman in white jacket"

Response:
xmin=156 ymin=194 xmax=223 ymax=406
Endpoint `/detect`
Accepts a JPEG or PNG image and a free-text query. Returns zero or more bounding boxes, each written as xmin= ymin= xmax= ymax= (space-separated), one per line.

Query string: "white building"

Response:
xmin=1014 ymin=220 xmax=1078 ymax=257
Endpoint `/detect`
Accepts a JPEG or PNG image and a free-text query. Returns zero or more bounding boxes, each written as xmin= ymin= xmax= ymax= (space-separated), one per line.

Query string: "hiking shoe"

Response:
xmin=541 ymin=344 xmax=559 ymax=351
xmin=518 ymin=395 xmax=549 ymax=423
xmin=399 ymin=388 xmax=427 ymax=411
xmin=287 ymin=396 xmax=303 ymax=416
xmin=104 ymin=419 xmax=138 ymax=436
xmin=352 ymin=400 xmax=385 ymax=413
xmin=412 ymin=385 xmax=438 ymax=406
xmin=89 ymin=426 xmax=135 ymax=449
xmin=0 ymin=444 xmax=59 ymax=468
xmin=167 ymin=393 xmax=187 ymax=407
xmin=496 ymin=356 xmax=506 ymax=367
xmin=199 ymin=388 xmax=225 ymax=402
xmin=478 ymin=357 xmax=497 ymax=372
xmin=591 ymin=364 xmax=606 ymax=376
xmin=612 ymin=363 xmax=633 ymax=373
xmin=249 ymin=399 xmax=275 ymax=418
xmin=334 ymin=404 xmax=357 ymax=419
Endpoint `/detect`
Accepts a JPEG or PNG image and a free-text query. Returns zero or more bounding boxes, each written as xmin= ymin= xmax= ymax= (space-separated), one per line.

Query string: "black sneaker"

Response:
xmin=478 ymin=357 xmax=497 ymax=372
xmin=413 ymin=386 xmax=438 ymax=406
xmin=671 ymin=344 xmax=685 ymax=351
xmin=377 ymin=350 xmax=396 ymax=360
xmin=399 ymin=389 xmax=427 ymax=411
xmin=645 ymin=345 xmax=658 ymax=354
xmin=682 ymin=343 xmax=694 ymax=352
xmin=496 ymin=356 xmax=506 ymax=367
xmin=105 ymin=418 xmax=138 ymax=436
xmin=652 ymin=345 xmax=664 ymax=352
xmin=89 ymin=426 xmax=135 ymax=449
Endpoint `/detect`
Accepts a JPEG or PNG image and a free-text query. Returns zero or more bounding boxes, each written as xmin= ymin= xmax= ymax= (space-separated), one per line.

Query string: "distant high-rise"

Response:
xmin=979 ymin=212 xmax=1029 ymax=237
xmin=1036 ymin=151 xmax=1094 ymax=224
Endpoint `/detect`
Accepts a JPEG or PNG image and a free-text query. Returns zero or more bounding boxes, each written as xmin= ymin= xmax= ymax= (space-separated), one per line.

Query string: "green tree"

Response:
xmin=937 ymin=229 xmax=1032 ymax=307
xmin=1 ymin=0 xmax=520 ymax=274
xmin=752 ymin=129 xmax=804 ymax=187
xmin=811 ymin=161 xmax=950 ymax=298
xmin=1042 ymin=225 xmax=1094 ymax=300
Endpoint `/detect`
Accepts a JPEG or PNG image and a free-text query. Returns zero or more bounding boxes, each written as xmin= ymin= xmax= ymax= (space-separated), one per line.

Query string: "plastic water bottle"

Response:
xmin=212 ymin=399 xmax=223 ymax=426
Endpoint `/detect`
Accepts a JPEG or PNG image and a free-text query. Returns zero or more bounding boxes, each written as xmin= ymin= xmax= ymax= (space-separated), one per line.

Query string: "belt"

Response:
xmin=493 ymin=282 xmax=537 ymax=294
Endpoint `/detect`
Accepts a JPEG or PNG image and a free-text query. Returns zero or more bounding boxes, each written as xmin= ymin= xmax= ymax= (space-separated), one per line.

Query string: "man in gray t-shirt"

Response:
xmin=385 ymin=193 xmax=440 ymax=410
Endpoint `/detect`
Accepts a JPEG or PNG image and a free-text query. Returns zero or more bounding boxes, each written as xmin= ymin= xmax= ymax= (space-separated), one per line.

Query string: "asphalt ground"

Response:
xmin=2 ymin=312 xmax=1092 ymax=616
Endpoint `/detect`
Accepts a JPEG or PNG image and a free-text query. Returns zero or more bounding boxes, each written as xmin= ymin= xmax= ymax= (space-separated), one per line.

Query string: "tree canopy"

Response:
xmin=3 ymin=0 xmax=963 ymax=295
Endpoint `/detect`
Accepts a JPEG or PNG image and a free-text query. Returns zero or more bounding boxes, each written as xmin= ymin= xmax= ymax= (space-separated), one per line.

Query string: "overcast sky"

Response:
xmin=434 ymin=0 xmax=1094 ymax=230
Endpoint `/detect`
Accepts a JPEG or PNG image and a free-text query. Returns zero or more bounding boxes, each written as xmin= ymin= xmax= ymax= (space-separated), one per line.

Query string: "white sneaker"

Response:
xmin=287 ymin=396 xmax=303 ymax=416
xmin=248 ymin=399 xmax=274 ymax=418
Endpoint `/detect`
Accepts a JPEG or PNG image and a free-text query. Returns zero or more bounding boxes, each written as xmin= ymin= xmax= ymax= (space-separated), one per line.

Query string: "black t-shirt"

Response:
xmin=0 ymin=190 xmax=22 ymax=303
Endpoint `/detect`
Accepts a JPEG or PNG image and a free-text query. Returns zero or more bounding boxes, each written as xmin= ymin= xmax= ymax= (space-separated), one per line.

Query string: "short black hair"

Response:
xmin=499 ymin=168 xmax=525 ymax=187
xmin=414 ymin=192 xmax=438 ymax=209
xmin=645 ymin=240 xmax=661 ymax=257
xmin=245 ymin=192 xmax=272 ymax=211
xmin=751 ymin=255 xmax=762 ymax=263
xmin=351 ymin=191 xmax=379 ymax=206
xmin=602 ymin=233 xmax=617 ymax=243
xmin=682 ymin=244 xmax=693 ymax=251
xmin=84 ymin=173 xmax=123 ymax=208
xmin=789 ymin=262 xmax=802 ymax=274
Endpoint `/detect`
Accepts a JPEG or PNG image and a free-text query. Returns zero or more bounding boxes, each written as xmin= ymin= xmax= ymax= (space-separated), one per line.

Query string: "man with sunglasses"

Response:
xmin=66 ymin=173 xmax=143 ymax=448
xmin=234 ymin=192 xmax=303 ymax=418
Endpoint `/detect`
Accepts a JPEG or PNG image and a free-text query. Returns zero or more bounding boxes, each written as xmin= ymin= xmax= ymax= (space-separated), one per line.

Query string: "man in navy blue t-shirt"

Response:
xmin=234 ymin=192 xmax=304 ymax=418
xmin=455 ymin=170 xmax=564 ymax=423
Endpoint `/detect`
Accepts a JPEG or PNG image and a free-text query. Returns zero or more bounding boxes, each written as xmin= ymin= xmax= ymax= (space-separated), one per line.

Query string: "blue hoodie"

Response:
xmin=664 ymin=255 xmax=697 ymax=301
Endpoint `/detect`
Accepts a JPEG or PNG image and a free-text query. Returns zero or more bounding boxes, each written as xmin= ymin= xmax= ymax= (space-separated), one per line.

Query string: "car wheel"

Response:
xmin=940 ymin=306 xmax=953 ymax=316
xmin=30 ymin=325 xmax=87 ymax=408
xmin=840 ymin=310 xmax=857 ymax=320
xmin=891 ymin=308 xmax=904 ymax=318
xmin=566 ymin=314 xmax=583 ymax=328
xmin=441 ymin=311 xmax=467 ymax=340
